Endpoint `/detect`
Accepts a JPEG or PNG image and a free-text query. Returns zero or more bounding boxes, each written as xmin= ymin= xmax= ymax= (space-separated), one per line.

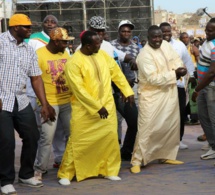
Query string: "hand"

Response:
xmin=175 ymin=67 xmax=187 ymax=80
xmin=0 ymin=98 xmax=2 ymax=112
xmin=129 ymin=59 xmax=138 ymax=71
xmin=192 ymin=91 xmax=198 ymax=102
xmin=125 ymin=95 xmax=135 ymax=107
xmin=98 ymin=107 xmax=109 ymax=119
xmin=120 ymin=92 xmax=126 ymax=102
xmin=193 ymin=70 xmax=198 ymax=79
xmin=48 ymin=105 xmax=56 ymax=121
xmin=189 ymin=77 xmax=197 ymax=88
xmin=40 ymin=104 xmax=56 ymax=123
xmin=127 ymin=78 xmax=136 ymax=88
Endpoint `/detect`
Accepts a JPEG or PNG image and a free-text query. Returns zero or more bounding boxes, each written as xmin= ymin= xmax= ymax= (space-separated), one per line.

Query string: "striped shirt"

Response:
xmin=25 ymin=31 xmax=50 ymax=52
xmin=0 ymin=31 xmax=42 ymax=112
xmin=211 ymin=47 xmax=215 ymax=62
xmin=197 ymin=39 xmax=215 ymax=82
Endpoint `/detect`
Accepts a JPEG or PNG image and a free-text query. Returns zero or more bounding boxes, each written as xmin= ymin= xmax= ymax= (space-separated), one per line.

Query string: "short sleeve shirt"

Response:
xmin=198 ymin=39 xmax=215 ymax=82
xmin=211 ymin=47 xmax=215 ymax=62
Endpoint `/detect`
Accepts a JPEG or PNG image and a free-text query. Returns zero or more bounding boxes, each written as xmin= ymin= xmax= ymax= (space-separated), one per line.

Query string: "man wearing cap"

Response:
xmin=193 ymin=37 xmax=201 ymax=49
xmin=33 ymin=27 xmax=73 ymax=181
xmin=77 ymin=16 xmax=138 ymax=70
xmin=0 ymin=13 xmax=56 ymax=194
xmin=26 ymin=15 xmax=58 ymax=50
xmin=110 ymin=20 xmax=139 ymax=160
xmin=25 ymin=15 xmax=68 ymax=169
xmin=87 ymin=15 xmax=138 ymax=145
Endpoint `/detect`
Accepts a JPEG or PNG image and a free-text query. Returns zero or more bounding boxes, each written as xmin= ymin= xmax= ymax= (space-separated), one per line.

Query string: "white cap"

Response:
xmin=118 ymin=20 xmax=135 ymax=30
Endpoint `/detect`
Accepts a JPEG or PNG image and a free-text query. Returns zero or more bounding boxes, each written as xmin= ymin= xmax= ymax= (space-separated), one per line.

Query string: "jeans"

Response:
xmin=34 ymin=103 xmax=71 ymax=173
xmin=0 ymin=100 xmax=39 ymax=186
xmin=28 ymin=96 xmax=68 ymax=164
xmin=52 ymin=121 xmax=68 ymax=164
xmin=198 ymin=86 xmax=215 ymax=150
xmin=113 ymin=92 xmax=138 ymax=156
xmin=28 ymin=96 xmax=41 ymax=129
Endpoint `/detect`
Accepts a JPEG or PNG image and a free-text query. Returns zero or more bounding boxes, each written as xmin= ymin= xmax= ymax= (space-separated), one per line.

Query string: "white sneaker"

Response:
xmin=201 ymin=148 xmax=215 ymax=160
xmin=34 ymin=171 xmax=42 ymax=181
xmin=1 ymin=184 xmax=17 ymax=195
xmin=58 ymin=178 xmax=71 ymax=186
xmin=104 ymin=176 xmax=121 ymax=181
xmin=19 ymin=177 xmax=43 ymax=187
xmin=179 ymin=141 xmax=188 ymax=150
xmin=201 ymin=144 xmax=211 ymax=151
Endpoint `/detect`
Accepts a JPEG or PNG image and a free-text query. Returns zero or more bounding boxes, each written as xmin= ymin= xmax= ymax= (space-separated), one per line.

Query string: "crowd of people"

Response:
xmin=0 ymin=12 xmax=215 ymax=195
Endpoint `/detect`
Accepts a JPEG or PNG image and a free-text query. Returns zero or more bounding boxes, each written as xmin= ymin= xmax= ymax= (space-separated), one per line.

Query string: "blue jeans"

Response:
xmin=34 ymin=103 xmax=71 ymax=173
xmin=0 ymin=100 xmax=39 ymax=186
xmin=198 ymin=86 xmax=215 ymax=150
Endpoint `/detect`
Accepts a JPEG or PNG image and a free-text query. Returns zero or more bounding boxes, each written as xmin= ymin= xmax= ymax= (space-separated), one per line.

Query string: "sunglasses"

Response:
xmin=58 ymin=40 xmax=70 ymax=44
xmin=19 ymin=25 xmax=32 ymax=29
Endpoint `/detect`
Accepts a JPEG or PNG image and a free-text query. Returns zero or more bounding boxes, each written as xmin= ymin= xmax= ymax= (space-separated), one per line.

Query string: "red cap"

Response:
xmin=80 ymin=30 xmax=86 ymax=39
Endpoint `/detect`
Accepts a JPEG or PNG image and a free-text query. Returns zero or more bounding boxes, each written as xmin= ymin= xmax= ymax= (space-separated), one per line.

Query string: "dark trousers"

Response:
xmin=185 ymin=102 xmax=190 ymax=121
xmin=113 ymin=92 xmax=138 ymax=156
xmin=178 ymin=87 xmax=186 ymax=141
xmin=0 ymin=100 xmax=39 ymax=186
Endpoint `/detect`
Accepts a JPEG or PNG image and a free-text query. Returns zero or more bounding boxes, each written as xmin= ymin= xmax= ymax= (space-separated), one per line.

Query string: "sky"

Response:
xmin=154 ymin=0 xmax=215 ymax=14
